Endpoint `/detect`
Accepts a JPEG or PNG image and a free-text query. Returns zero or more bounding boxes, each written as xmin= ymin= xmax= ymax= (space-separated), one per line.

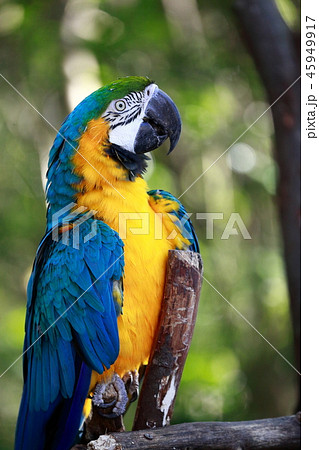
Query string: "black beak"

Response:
xmin=134 ymin=88 xmax=182 ymax=155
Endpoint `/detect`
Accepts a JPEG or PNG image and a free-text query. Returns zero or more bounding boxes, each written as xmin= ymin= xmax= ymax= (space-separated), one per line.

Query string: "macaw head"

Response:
xmin=51 ymin=77 xmax=181 ymax=175
xmin=101 ymin=77 xmax=181 ymax=155
xmin=95 ymin=76 xmax=181 ymax=176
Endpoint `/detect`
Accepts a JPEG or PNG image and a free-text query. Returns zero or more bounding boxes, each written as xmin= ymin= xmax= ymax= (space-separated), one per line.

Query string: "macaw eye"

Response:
xmin=115 ymin=100 xmax=126 ymax=112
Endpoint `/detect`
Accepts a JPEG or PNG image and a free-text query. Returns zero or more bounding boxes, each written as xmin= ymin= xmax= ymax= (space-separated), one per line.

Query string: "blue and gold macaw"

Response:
xmin=15 ymin=76 xmax=198 ymax=450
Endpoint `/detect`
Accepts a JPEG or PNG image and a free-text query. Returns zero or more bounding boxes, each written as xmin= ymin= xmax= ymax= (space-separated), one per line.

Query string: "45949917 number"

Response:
xmin=306 ymin=16 xmax=316 ymax=80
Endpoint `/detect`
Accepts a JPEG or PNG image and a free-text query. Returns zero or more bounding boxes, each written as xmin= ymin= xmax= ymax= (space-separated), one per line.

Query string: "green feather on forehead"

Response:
xmin=94 ymin=76 xmax=154 ymax=104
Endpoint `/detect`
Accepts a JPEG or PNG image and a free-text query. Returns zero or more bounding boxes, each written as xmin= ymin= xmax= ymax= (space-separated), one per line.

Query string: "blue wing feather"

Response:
xmin=15 ymin=216 xmax=124 ymax=450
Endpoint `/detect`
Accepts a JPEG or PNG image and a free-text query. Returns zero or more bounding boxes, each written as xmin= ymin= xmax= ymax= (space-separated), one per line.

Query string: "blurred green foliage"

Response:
xmin=0 ymin=0 xmax=299 ymax=448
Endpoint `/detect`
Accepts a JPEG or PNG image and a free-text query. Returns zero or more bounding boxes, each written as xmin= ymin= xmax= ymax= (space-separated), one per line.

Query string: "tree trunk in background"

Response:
xmin=233 ymin=0 xmax=301 ymax=409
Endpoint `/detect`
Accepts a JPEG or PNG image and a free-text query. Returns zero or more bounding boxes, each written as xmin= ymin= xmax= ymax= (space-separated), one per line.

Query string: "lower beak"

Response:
xmin=134 ymin=88 xmax=182 ymax=155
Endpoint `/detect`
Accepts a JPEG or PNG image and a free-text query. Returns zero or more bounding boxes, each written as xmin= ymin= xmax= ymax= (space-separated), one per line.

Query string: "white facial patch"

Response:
xmin=104 ymin=83 xmax=158 ymax=153
xmin=108 ymin=117 xmax=143 ymax=153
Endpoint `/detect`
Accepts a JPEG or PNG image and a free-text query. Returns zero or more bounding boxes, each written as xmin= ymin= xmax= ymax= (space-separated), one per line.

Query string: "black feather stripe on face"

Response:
xmin=107 ymin=109 xmax=141 ymax=130
xmin=102 ymin=90 xmax=145 ymax=130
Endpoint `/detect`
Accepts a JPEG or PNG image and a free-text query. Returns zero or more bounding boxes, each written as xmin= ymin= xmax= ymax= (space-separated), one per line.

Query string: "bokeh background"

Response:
xmin=0 ymin=0 xmax=300 ymax=448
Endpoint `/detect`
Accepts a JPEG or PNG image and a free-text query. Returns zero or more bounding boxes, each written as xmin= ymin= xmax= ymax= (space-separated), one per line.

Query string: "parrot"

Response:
xmin=15 ymin=76 xmax=199 ymax=450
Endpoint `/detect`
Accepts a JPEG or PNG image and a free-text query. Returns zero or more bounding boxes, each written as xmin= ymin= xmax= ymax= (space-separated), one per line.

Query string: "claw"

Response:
xmin=122 ymin=370 xmax=139 ymax=403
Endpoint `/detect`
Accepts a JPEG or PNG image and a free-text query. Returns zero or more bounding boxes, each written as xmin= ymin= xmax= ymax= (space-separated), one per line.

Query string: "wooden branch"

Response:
xmin=133 ymin=249 xmax=203 ymax=430
xmin=85 ymin=412 xmax=301 ymax=450
xmin=233 ymin=0 xmax=301 ymax=406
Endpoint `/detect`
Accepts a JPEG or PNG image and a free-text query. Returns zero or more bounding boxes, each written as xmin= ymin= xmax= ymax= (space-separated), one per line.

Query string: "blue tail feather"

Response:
xmin=15 ymin=359 xmax=92 ymax=450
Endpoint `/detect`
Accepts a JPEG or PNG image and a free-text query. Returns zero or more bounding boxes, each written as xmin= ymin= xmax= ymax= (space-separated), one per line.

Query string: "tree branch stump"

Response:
xmin=133 ymin=249 xmax=203 ymax=430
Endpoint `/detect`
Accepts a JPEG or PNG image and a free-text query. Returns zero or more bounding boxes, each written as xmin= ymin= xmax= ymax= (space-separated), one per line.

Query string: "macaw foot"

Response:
xmin=84 ymin=371 xmax=141 ymax=440
xmin=92 ymin=373 xmax=128 ymax=419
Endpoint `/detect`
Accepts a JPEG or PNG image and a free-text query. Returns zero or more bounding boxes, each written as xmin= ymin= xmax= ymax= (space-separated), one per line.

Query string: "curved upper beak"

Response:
xmin=134 ymin=88 xmax=182 ymax=155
